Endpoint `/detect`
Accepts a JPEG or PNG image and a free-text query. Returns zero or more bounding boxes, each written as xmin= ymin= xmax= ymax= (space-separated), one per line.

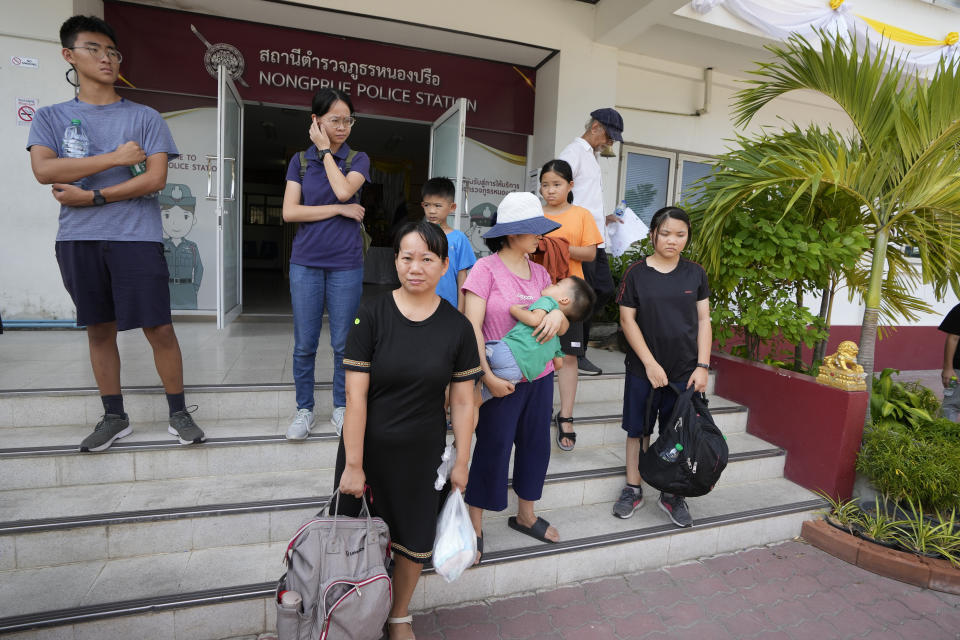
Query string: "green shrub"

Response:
xmin=857 ymin=421 xmax=960 ymax=514
xmin=869 ymin=368 xmax=937 ymax=430
xmin=891 ymin=498 xmax=960 ymax=566
xmin=858 ymin=369 xmax=960 ymax=512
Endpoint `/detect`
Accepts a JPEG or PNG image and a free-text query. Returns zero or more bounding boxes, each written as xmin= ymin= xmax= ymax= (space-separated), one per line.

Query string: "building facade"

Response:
xmin=2 ymin=0 xmax=958 ymax=366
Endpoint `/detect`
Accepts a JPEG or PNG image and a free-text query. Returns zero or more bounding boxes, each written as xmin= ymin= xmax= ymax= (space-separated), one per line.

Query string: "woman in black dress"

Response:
xmin=335 ymin=220 xmax=481 ymax=640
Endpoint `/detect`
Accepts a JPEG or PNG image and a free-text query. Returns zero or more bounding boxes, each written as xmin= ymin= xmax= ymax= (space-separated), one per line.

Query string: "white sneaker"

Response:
xmin=286 ymin=408 xmax=315 ymax=441
xmin=331 ymin=406 xmax=346 ymax=436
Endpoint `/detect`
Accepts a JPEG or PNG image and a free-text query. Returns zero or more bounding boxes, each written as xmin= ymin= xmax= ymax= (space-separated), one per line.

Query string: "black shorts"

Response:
xmin=559 ymin=320 xmax=586 ymax=357
xmin=621 ymin=371 xmax=684 ymax=438
xmin=55 ymin=240 xmax=172 ymax=331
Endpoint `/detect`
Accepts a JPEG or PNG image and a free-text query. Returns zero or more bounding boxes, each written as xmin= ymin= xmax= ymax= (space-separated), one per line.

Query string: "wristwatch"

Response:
xmin=318 ymin=148 xmax=331 ymax=159
xmin=92 ymin=189 xmax=106 ymax=206
xmin=696 ymin=363 xmax=710 ymax=370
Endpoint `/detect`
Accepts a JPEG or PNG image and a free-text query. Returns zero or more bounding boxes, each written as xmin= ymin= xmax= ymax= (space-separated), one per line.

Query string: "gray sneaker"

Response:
xmin=331 ymin=406 xmax=346 ymax=436
xmin=286 ymin=408 xmax=315 ymax=441
xmin=613 ymin=485 xmax=644 ymax=519
xmin=659 ymin=492 xmax=693 ymax=528
xmin=80 ymin=414 xmax=132 ymax=452
xmin=168 ymin=409 xmax=206 ymax=444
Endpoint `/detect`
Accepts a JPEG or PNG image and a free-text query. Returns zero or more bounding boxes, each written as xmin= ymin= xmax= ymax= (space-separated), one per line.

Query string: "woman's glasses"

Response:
xmin=322 ymin=117 xmax=356 ymax=130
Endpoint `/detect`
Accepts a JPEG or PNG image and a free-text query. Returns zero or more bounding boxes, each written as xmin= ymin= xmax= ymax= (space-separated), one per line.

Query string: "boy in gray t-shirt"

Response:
xmin=26 ymin=15 xmax=205 ymax=452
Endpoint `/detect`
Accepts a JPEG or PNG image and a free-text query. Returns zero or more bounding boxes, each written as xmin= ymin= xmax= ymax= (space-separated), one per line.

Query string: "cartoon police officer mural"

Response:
xmin=160 ymin=184 xmax=204 ymax=310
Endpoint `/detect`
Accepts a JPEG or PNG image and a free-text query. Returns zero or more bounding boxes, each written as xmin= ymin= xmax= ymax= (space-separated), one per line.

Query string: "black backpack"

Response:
xmin=638 ymin=385 xmax=728 ymax=497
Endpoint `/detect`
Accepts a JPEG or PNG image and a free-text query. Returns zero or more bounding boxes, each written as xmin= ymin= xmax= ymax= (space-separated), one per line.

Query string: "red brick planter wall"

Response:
xmin=802 ymin=520 xmax=960 ymax=594
xmin=711 ymin=352 xmax=868 ymax=499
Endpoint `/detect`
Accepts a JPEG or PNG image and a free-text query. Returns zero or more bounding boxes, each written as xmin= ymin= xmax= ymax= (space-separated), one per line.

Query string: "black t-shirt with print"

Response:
xmin=617 ymin=257 xmax=710 ymax=382
xmin=939 ymin=303 xmax=960 ymax=370
xmin=343 ymin=293 xmax=482 ymax=444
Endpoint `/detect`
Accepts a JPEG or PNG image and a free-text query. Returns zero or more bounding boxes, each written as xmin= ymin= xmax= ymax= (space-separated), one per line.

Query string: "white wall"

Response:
xmin=0 ymin=0 xmax=79 ymax=320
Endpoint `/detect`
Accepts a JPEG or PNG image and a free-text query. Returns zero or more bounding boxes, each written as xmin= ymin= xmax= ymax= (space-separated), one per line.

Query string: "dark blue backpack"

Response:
xmin=639 ymin=385 xmax=728 ymax=497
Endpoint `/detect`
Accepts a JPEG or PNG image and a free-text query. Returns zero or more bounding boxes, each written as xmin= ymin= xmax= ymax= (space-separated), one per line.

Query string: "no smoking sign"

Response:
xmin=16 ymin=97 xmax=38 ymax=127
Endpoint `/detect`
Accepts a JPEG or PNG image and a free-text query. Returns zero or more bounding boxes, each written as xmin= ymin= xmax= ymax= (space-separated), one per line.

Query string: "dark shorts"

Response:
xmin=621 ymin=371 xmax=686 ymax=439
xmin=55 ymin=241 xmax=172 ymax=331
xmin=559 ymin=320 xmax=586 ymax=357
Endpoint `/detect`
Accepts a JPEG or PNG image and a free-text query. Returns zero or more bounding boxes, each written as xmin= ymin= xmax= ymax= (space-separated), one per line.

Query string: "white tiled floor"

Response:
xmin=0 ymin=320 xmax=627 ymax=391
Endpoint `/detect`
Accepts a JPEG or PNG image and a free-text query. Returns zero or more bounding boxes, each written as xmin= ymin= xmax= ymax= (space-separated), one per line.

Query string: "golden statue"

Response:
xmin=817 ymin=340 xmax=867 ymax=391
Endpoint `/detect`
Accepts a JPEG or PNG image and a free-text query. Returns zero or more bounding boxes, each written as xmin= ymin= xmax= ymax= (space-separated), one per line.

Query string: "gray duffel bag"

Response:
xmin=276 ymin=490 xmax=392 ymax=640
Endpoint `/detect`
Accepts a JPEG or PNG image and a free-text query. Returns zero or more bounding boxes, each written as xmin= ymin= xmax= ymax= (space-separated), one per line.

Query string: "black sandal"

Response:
xmin=508 ymin=516 xmax=557 ymax=544
xmin=555 ymin=414 xmax=576 ymax=452
xmin=474 ymin=533 xmax=484 ymax=566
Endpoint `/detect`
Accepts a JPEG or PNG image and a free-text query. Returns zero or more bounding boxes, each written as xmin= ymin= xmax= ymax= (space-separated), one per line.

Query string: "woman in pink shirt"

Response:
xmin=462 ymin=192 xmax=566 ymax=558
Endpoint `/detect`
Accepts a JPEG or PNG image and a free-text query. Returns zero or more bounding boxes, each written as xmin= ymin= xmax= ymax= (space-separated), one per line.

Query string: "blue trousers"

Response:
xmin=289 ymin=263 xmax=363 ymax=410
xmin=466 ymin=372 xmax=554 ymax=512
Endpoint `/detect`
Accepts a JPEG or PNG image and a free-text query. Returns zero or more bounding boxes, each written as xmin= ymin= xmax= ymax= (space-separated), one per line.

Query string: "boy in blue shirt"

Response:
xmin=421 ymin=177 xmax=476 ymax=310
xmin=26 ymin=15 xmax=205 ymax=452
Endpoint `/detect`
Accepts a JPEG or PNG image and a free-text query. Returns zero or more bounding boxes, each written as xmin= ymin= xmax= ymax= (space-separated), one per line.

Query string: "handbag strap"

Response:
xmin=326 ymin=488 xmax=377 ymax=553
xmin=643 ymin=382 xmax=700 ymax=434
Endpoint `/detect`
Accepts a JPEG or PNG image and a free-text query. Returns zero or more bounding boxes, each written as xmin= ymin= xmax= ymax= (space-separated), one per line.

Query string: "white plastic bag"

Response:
xmin=432 ymin=488 xmax=477 ymax=583
xmin=435 ymin=444 xmax=456 ymax=490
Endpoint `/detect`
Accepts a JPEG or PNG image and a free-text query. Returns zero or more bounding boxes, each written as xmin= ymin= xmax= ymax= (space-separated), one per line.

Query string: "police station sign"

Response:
xmin=105 ymin=2 xmax=535 ymax=134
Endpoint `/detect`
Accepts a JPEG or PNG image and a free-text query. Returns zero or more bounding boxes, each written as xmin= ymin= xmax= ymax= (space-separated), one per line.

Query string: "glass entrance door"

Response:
xmin=215 ymin=65 xmax=243 ymax=328
xmin=428 ymin=98 xmax=467 ymax=230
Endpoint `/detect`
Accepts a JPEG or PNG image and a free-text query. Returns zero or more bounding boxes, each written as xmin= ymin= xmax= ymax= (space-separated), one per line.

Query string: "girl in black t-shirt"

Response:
xmin=335 ymin=220 xmax=481 ymax=640
xmin=613 ymin=207 xmax=712 ymax=529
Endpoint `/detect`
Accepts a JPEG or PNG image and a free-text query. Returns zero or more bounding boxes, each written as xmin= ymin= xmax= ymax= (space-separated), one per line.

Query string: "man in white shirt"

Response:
xmin=558 ymin=108 xmax=624 ymax=375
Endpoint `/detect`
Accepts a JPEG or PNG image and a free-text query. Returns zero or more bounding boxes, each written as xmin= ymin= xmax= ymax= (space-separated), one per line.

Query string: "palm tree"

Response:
xmin=694 ymin=34 xmax=960 ymax=415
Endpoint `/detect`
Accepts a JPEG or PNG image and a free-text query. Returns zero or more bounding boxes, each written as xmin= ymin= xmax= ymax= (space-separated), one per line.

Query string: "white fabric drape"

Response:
xmin=690 ymin=0 xmax=959 ymax=73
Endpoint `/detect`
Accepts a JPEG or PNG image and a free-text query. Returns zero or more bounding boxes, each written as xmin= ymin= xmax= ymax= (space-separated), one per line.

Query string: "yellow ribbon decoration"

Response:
xmin=829 ymin=0 xmax=843 ymax=10
xmin=466 ymin=138 xmax=526 ymax=166
xmin=948 ymin=32 xmax=959 ymax=46
xmin=857 ymin=14 xmax=954 ymax=47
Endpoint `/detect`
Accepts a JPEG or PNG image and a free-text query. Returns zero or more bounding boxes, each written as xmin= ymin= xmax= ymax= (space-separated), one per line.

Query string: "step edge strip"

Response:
xmin=0 ymin=498 xmax=823 ymax=634
xmin=0 ymin=450 xmax=785 ymax=535
xmin=0 ymin=371 xmax=634 ymax=398
xmin=0 ymin=407 xmax=748 ymax=458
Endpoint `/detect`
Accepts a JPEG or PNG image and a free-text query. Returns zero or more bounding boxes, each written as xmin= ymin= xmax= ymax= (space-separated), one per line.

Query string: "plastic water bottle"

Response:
xmin=62 ymin=119 xmax=88 ymax=188
xmin=279 ymin=590 xmax=301 ymax=610
xmin=659 ymin=443 xmax=683 ymax=463
xmin=945 ymin=376 xmax=958 ymax=397
xmin=613 ymin=199 xmax=626 ymax=218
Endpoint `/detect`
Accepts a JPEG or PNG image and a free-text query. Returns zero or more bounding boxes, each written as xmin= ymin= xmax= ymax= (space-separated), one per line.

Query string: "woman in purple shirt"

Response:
xmin=281 ymin=88 xmax=371 ymax=441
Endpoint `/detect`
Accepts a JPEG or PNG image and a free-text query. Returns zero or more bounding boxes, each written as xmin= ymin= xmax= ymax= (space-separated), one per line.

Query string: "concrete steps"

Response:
xmin=0 ymin=373 xmax=823 ymax=639
xmin=0 ymin=401 xmax=745 ymax=490
xmin=0 ymin=372 xmax=682 ymax=428
xmin=0 ymin=478 xmax=820 ymax=637
xmin=0 ymin=433 xmax=782 ymax=570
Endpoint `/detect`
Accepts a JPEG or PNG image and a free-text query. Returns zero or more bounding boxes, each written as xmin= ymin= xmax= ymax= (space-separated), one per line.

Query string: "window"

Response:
xmin=619 ymin=148 xmax=673 ymax=226
xmin=618 ymin=146 xmax=713 ymax=224
xmin=677 ymin=155 xmax=714 ymax=205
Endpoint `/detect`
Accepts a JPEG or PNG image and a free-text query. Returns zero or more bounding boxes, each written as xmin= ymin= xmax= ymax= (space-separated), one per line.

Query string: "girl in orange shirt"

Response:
xmin=540 ymin=159 xmax=604 ymax=451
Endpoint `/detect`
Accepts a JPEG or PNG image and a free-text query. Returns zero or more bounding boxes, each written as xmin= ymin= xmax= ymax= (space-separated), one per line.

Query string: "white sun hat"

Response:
xmin=481 ymin=192 xmax=562 ymax=238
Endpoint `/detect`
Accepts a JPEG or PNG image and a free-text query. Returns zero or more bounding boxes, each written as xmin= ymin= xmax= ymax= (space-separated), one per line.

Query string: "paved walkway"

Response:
xmin=407 ymin=540 xmax=960 ymax=640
